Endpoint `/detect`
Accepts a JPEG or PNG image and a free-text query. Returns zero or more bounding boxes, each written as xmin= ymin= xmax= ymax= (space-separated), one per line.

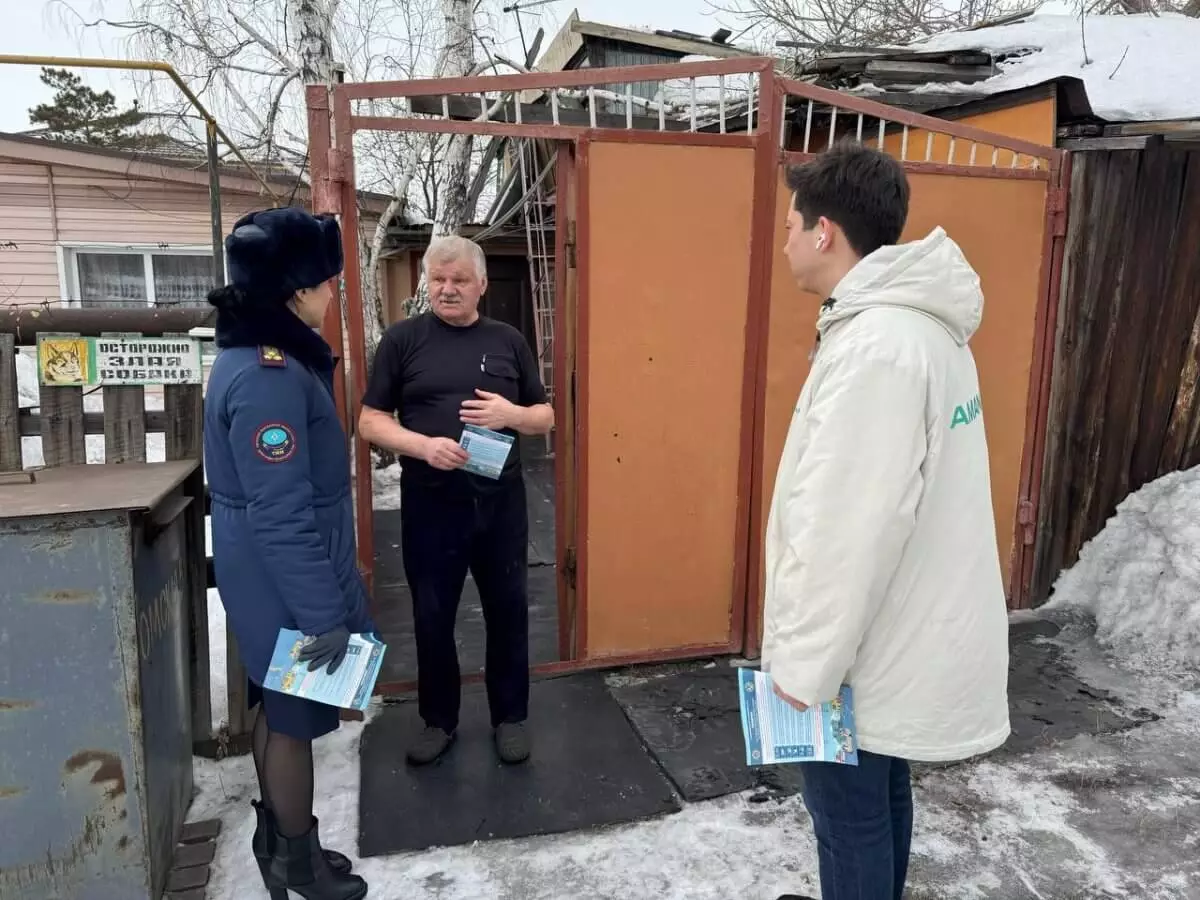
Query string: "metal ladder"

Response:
xmin=514 ymin=137 xmax=556 ymax=451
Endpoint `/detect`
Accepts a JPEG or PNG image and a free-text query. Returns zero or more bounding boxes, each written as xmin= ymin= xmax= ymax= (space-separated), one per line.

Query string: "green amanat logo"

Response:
xmin=950 ymin=393 xmax=982 ymax=430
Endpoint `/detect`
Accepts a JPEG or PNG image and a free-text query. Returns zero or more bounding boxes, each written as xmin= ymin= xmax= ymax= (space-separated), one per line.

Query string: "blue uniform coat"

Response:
xmin=204 ymin=303 xmax=373 ymax=687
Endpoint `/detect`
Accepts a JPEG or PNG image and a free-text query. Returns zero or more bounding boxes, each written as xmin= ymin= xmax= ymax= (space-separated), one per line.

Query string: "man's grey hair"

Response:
xmin=423 ymin=235 xmax=487 ymax=280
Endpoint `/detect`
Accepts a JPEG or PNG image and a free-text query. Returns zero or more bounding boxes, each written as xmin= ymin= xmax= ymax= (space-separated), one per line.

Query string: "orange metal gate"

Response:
xmin=304 ymin=58 xmax=1068 ymax=684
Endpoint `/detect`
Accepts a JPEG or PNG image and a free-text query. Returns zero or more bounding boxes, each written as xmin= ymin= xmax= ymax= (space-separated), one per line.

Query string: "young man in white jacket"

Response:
xmin=765 ymin=144 xmax=1011 ymax=900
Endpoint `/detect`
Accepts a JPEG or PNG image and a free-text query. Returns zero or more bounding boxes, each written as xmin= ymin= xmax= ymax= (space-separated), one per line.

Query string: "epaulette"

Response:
xmin=258 ymin=345 xmax=287 ymax=367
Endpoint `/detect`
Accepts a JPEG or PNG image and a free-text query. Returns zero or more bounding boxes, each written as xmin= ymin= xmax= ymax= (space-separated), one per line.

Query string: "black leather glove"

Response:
xmin=297 ymin=625 xmax=351 ymax=675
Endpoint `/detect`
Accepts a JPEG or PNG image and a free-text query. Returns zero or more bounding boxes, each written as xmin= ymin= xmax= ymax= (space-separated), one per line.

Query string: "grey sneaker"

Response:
xmin=406 ymin=725 xmax=455 ymax=765
xmin=495 ymin=721 xmax=531 ymax=764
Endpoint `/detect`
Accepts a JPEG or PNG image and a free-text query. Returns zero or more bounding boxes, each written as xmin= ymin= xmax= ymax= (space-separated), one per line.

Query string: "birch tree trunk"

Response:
xmin=291 ymin=0 xmax=383 ymax=400
xmin=408 ymin=0 xmax=477 ymax=315
xmin=291 ymin=0 xmax=335 ymax=85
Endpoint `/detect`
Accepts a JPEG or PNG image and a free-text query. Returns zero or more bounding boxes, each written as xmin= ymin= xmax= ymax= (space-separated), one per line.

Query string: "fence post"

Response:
xmin=163 ymin=371 xmax=217 ymax=746
xmin=0 ymin=335 xmax=21 ymax=472
xmin=39 ymin=381 xmax=86 ymax=467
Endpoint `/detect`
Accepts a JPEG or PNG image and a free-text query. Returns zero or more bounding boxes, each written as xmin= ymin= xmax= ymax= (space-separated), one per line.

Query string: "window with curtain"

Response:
xmin=152 ymin=254 xmax=213 ymax=306
xmin=76 ymin=253 xmax=147 ymax=308
xmin=71 ymin=250 xmax=215 ymax=308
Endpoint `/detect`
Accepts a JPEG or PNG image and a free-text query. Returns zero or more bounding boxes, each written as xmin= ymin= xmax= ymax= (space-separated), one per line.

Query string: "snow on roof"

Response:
xmin=908 ymin=11 xmax=1200 ymax=123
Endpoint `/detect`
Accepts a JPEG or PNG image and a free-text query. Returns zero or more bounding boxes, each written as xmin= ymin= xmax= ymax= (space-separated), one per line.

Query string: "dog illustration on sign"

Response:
xmin=39 ymin=338 xmax=90 ymax=386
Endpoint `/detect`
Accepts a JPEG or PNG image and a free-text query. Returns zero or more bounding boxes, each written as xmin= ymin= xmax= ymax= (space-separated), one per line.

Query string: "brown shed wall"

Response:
xmin=1034 ymin=144 xmax=1200 ymax=602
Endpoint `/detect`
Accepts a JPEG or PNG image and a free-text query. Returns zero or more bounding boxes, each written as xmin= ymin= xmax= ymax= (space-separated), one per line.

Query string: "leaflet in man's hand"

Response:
xmin=738 ymin=668 xmax=859 ymax=766
xmin=459 ymin=424 xmax=514 ymax=480
xmin=263 ymin=629 xmax=387 ymax=711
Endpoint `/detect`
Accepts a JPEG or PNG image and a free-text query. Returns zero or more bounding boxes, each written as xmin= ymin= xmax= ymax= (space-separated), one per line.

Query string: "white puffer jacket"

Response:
xmin=761 ymin=227 xmax=1011 ymax=763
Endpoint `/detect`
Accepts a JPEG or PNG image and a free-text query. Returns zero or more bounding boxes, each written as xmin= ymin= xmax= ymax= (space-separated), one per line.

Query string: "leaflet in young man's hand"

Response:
xmin=738 ymin=668 xmax=859 ymax=766
xmin=263 ymin=629 xmax=387 ymax=711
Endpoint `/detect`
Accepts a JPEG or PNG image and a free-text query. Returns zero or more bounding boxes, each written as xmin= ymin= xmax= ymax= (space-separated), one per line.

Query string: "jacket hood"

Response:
xmin=818 ymin=227 xmax=983 ymax=346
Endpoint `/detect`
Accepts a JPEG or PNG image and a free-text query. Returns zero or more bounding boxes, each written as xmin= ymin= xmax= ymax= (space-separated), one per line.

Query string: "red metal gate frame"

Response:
xmin=306 ymin=58 xmax=779 ymax=694
xmin=304 ymin=60 xmax=1069 ymax=693
xmin=741 ymin=78 xmax=1071 ymax=658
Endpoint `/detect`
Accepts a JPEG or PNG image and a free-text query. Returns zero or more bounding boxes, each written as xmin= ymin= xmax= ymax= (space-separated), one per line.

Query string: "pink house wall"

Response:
xmin=0 ymin=151 xmax=382 ymax=309
xmin=0 ymin=158 xmax=277 ymax=307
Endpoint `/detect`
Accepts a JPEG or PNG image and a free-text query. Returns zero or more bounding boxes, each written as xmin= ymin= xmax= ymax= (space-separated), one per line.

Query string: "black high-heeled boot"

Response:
xmin=265 ymin=819 xmax=367 ymax=900
xmin=252 ymin=801 xmax=354 ymax=881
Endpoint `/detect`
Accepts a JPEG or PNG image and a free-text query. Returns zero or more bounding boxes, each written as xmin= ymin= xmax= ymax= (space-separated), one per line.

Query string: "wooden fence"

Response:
xmin=1033 ymin=141 xmax=1200 ymax=602
xmin=0 ymin=307 xmax=253 ymax=756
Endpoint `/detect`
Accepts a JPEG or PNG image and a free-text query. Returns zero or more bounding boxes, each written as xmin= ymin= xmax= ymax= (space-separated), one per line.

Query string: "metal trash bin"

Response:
xmin=0 ymin=461 xmax=201 ymax=900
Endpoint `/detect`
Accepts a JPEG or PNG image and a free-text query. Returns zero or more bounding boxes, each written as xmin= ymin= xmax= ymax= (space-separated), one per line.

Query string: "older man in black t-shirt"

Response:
xmin=360 ymin=235 xmax=553 ymax=766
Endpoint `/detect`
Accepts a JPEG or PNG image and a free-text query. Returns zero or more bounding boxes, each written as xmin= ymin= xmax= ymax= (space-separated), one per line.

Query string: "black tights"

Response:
xmin=252 ymin=707 xmax=316 ymax=838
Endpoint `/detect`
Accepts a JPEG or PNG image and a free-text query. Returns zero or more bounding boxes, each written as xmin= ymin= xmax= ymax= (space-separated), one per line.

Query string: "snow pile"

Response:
xmin=373 ymin=461 xmax=404 ymax=511
xmin=207 ymin=588 xmax=229 ymax=731
xmin=15 ymin=350 xmax=38 ymax=407
xmin=907 ymin=11 xmax=1200 ymax=122
xmin=1047 ymin=466 xmax=1200 ymax=673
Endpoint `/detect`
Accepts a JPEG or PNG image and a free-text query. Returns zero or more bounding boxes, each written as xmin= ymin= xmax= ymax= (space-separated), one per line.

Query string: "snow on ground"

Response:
xmin=191 ymin=623 xmax=1200 ymax=900
xmin=904 ymin=10 xmax=1200 ymax=122
xmin=1046 ymin=466 xmax=1200 ymax=675
xmin=191 ymin=455 xmax=1200 ymax=900
xmin=208 ymin=588 xmax=229 ymax=733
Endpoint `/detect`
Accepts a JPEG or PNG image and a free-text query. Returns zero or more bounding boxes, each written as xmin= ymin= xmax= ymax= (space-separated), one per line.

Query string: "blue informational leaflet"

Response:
xmin=738 ymin=668 xmax=859 ymax=766
xmin=263 ymin=630 xmax=387 ymax=711
xmin=459 ymin=425 xmax=515 ymax=480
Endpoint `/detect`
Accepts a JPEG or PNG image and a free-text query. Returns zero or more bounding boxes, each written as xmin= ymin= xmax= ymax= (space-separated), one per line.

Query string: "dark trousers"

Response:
xmin=400 ymin=474 xmax=530 ymax=733
xmin=800 ymin=750 xmax=913 ymax=900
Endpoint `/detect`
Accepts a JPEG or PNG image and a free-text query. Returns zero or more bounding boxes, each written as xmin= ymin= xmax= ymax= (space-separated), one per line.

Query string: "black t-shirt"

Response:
xmin=362 ymin=312 xmax=547 ymax=487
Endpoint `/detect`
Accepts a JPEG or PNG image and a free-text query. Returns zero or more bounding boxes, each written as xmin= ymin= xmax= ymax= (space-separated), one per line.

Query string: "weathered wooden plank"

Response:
xmin=1049 ymin=150 xmax=1114 ymax=591
xmin=102 ymin=386 xmax=148 ymax=464
xmin=0 ymin=306 xmax=213 ymax=338
xmin=179 ymin=465 xmax=213 ymax=745
xmin=1082 ymin=148 xmax=1162 ymax=547
xmin=1065 ymin=151 xmax=1140 ymax=566
xmin=38 ymin=384 xmax=86 ymax=467
xmin=864 ymin=59 xmax=994 ymax=84
xmin=226 ymin=625 xmax=254 ymax=739
xmin=163 ymin=384 xmax=203 ymax=461
xmin=1165 ymin=150 xmax=1200 ymax=470
xmin=1129 ymin=147 xmax=1194 ymax=487
xmin=0 ymin=334 xmax=21 ymax=472
xmin=1032 ymin=153 xmax=1094 ymax=602
xmin=1163 ymin=289 xmax=1200 ymax=471
xmin=1035 ymin=147 xmax=1200 ymax=602
xmin=161 ymin=377 xmax=222 ymax=740
xmin=1105 ymin=119 xmax=1200 ymax=137
xmin=1059 ymin=136 xmax=1151 ymax=152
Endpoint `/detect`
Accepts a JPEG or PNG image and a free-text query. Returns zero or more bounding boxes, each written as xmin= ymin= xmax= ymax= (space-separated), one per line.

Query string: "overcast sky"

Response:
xmin=0 ymin=0 xmax=737 ymax=134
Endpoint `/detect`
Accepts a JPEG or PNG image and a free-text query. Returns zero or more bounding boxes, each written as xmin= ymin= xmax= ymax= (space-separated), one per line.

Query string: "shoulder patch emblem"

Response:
xmin=254 ymin=423 xmax=297 ymax=463
xmin=258 ymin=345 xmax=286 ymax=367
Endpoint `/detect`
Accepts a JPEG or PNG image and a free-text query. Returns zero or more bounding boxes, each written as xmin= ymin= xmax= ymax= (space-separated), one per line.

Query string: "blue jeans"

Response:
xmin=800 ymin=750 xmax=913 ymax=900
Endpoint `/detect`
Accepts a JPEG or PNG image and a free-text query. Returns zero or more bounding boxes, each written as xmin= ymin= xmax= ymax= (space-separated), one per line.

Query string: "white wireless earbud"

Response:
xmin=816 ymin=233 xmax=827 ymax=250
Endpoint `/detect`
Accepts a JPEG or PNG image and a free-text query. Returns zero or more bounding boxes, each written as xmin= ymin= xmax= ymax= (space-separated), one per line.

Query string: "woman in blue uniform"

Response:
xmin=204 ymin=207 xmax=372 ymax=900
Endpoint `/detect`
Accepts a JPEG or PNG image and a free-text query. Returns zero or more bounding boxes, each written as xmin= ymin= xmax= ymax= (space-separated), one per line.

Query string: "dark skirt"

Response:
xmin=248 ymin=678 xmax=341 ymax=741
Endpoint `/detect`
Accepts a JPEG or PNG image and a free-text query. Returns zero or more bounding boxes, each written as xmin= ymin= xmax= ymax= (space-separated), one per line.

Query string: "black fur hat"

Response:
xmin=223 ymin=207 xmax=343 ymax=305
